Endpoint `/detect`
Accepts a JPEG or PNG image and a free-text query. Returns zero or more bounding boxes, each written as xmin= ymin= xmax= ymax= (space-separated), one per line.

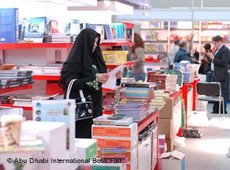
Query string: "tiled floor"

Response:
xmin=176 ymin=103 xmax=230 ymax=170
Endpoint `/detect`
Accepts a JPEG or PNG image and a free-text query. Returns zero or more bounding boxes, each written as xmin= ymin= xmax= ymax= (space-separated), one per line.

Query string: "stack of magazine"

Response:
xmin=0 ymin=70 xmax=32 ymax=89
xmin=93 ymin=114 xmax=133 ymax=126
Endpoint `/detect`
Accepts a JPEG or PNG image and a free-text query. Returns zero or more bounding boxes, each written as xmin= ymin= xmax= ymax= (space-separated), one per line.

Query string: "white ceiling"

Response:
xmin=151 ymin=0 xmax=230 ymax=8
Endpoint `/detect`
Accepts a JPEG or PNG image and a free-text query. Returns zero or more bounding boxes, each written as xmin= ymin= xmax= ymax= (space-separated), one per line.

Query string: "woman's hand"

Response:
xmin=97 ymin=73 xmax=109 ymax=83
xmin=208 ymin=52 xmax=214 ymax=60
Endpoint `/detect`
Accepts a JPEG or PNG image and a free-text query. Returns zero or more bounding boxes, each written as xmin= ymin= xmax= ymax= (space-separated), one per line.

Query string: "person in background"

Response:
xmin=198 ymin=43 xmax=212 ymax=75
xmin=209 ymin=35 xmax=230 ymax=114
xmin=190 ymin=46 xmax=200 ymax=64
xmin=130 ymin=32 xmax=146 ymax=81
xmin=168 ymin=39 xmax=179 ymax=68
xmin=60 ymin=28 xmax=120 ymax=138
xmin=174 ymin=39 xmax=190 ymax=63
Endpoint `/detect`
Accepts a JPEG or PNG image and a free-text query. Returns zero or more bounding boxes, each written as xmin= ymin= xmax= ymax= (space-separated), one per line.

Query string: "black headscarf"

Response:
xmin=63 ymin=28 xmax=107 ymax=77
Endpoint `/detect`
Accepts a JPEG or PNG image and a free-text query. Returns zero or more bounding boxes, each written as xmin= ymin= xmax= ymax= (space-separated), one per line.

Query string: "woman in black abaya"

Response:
xmin=60 ymin=28 xmax=109 ymax=138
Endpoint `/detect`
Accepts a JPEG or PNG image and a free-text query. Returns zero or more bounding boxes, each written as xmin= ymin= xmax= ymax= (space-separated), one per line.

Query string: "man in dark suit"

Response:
xmin=210 ymin=35 xmax=230 ymax=114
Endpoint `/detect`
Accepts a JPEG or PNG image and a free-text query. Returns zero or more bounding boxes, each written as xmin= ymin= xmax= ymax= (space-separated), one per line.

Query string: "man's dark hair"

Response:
xmin=174 ymin=39 xmax=180 ymax=45
xmin=203 ymin=43 xmax=211 ymax=50
xmin=212 ymin=35 xmax=223 ymax=42
xmin=179 ymin=40 xmax=187 ymax=48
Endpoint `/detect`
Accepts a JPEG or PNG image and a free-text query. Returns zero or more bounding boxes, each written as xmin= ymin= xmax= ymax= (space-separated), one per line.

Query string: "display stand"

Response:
xmin=180 ymin=79 xmax=199 ymax=128
xmin=138 ymin=110 xmax=159 ymax=170
xmin=0 ymin=84 xmax=32 ymax=94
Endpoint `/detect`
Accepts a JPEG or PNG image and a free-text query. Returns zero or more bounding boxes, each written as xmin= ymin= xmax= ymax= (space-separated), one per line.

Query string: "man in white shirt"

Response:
xmin=168 ymin=39 xmax=179 ymax=68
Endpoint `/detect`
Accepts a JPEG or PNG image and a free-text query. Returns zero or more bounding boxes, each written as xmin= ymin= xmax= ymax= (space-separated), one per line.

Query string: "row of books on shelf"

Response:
xmin=140 ymin=21 xmax=230 ymax=30
xmin=0 ymin=93 xmax=61 ymax=107
xmin=145 ymin=43 xmax=165 ymax=53
xmin=0 ymin=8 xmax=133 ymax=43
xmin=0 ymin=70 xmax=33 ymax=89
xmin=18 ymin=65 xmax=62 ymax=75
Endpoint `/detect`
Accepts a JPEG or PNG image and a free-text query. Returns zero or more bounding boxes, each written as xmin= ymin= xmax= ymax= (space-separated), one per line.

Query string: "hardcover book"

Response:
xmin=23 ymin=16 xmax=47 ymax=41
xmin=32 ymin=99 xmax=75 ymax=152
xmin=0 ymin=8 xmax=19 ymax=43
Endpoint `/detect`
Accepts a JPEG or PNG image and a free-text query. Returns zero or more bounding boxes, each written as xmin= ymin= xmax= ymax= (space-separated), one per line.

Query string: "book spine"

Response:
xmin=15 ymin=8 xmax=19 ymax=42
xmin=121 ymin=83 xmax=149 ymax=88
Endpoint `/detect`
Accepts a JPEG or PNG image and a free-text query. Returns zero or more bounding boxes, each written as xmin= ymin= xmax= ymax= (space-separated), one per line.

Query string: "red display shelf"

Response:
xmin=0 ymin=41 xmax=133 ymax=50
xmin=180 ymin=79 xmax=199 ymax=128
xmin=0 ymin=103 xmax=32 ymax=111
xmin=0 ymin=43 xmax=73 ymax=50
xmin=0 ymin=84 xmax=32 ymax=94
xmin=32 ymin=75 xmax=60 ymax=81
xmin=101 ymin=41 xmax=134 ymax=47
xmin=170 ymin=90 xmax=182 ymax=102
xmin=138 ymin=110 xmax=159 ymax=133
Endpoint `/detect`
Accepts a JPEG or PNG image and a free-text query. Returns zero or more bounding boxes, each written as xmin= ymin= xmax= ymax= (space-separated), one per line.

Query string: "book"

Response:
xmin=32 ymin=99 xmax=75 ymax=152
xmin=0 ymin=8 xmax=19 ymax=43
xmin=121 ymin=82 xmax=150 ymax=88
xmin=0 ymin=107 xmax=23 ymax=115
xmin=23 ymin=16 xmax=47 ymax=41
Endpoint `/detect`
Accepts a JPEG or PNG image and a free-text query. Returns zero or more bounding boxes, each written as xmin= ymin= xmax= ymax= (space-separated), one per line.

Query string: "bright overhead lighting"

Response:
xmin=68 ymin=1 xmax=134 ymax=15
xmin=0 ymin=0 xmax=97 ymax=7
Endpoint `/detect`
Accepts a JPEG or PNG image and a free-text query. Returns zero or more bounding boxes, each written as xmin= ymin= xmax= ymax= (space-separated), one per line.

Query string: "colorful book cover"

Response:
xmin=0 ymin=8 xmax=19 ymax=43
xmin=23 ymin=16 xmax=47 ymax=39
xmin=32 ymin=99 xmax=75 ymax=152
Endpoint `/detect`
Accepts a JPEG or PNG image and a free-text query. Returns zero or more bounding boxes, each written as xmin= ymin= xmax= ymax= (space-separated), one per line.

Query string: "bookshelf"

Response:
xmin=0 ymin=41 xmax=133 ymax=50
xmin=0 ymin=84 xmax=32 ymax=94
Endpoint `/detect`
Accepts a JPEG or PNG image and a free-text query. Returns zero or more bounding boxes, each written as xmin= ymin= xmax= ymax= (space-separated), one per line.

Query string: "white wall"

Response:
xmin=0 ymin=1 xmax=113 ymax=33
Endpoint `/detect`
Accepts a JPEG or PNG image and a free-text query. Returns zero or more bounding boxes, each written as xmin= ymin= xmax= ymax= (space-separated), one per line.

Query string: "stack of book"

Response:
xmin=147 ymin=72 xmax=178 ymax=91
xmin=45 ymin=33 xmax=71 ymax=43
xmin=0 ymin=93 xmax=60 ymax=107
xmin=0 ymin=70 xmax=33 ymax=88
xmin=183 ymin=71 xmax=195 ymax=83
xmin=93 ymin=114 xmax=133 ymax=126
xmin=18 ymin=65 xmax=62 ymax=75
xmin=150 ymin=90 xmax=170 ymax=109
xmin=120 ymin=82 xmax=153 ymax=102
xmin=114 ymin=82 xmax=154 ymax=122
xmin=115 ymin=102 xmax=149 ymax=122
xmin=165 ymin=74 xmax=178 ymax=92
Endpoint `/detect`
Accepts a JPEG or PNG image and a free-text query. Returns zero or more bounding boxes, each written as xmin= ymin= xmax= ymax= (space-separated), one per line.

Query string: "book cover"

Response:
xmin=0 ymin=8 xmax=19 ymax=43
xmin=32 ymin=99 xmax=75 ymax=152
xmin=23 ymin=16 xmax=47 ymax=39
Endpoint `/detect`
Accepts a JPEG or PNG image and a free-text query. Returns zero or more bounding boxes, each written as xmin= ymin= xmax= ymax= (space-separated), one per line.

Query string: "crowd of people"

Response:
xmin=168 ymin=35 xmax=230 ymax=114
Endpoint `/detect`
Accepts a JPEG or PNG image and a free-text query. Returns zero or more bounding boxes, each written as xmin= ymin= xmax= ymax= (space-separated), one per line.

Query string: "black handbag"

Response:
xmin=66 ymin=79 xmax=93 ymax=121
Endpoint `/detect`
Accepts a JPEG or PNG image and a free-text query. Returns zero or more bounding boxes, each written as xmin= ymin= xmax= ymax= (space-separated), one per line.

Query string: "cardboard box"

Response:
xmin=166 ymin=138 xmax=174 ymax=151
xmin=22 ymin=121 xmax=66 ymax=170
xmin=159 ymin=150 xmax=185 ymax=170
xmin=92 ymin=123 xmax=138 ymax=149
xmin=159 ymin=118 xmax=173 ymax=139
xmin=92 ymin=123 xmax=137 ymax=139
xmin=159 ymin=97 xmax=173 ymax=119
xmin=75 ymin=138 xmax=97 ymax=159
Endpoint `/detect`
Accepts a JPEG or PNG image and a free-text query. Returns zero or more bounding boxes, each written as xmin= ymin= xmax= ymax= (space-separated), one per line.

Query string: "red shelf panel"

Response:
xmin=0 ymin=43 xmax=73 ymax=50
xmin=0 ymin=84 xmax=32 ymax=94
xmin=32 ymin=75 xmax=60 ymax=81
xmin=0 ymin=103 xmax=32 ymax=111
xmin=138 ymin=110 xmax=159 ymax=133
xmin=0 ymin=41 xmax=133 ymax=50
xmin=170 ymin=90 xmax=182 ymax=102
xmin=101 ymin=41 xmax=134 ymax=47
